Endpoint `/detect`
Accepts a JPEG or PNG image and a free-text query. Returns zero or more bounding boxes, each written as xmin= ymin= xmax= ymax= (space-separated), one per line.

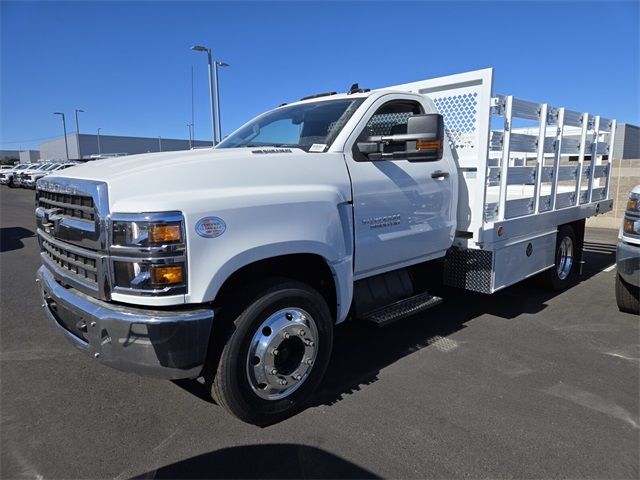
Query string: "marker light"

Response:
xmin=416 ymin=139 xmax=442 ymax=151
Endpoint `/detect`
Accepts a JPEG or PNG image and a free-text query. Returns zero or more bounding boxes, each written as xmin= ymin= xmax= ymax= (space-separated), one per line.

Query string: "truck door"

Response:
xmin=344 ymin=95 xmax=456 ymax=278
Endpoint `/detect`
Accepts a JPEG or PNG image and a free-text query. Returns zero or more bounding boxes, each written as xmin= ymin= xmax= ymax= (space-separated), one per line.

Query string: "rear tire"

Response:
xmin=206 ymin=278 xmax=333 ymax=425
xmin=539 ymin=225 xmax=578 ymax=291
xmin=615 ymin=273 xmax=640 ymax=314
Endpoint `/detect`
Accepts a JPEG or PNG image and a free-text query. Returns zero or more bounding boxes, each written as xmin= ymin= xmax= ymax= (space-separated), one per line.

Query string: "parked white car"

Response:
xmin=14 ymin=163 xmax=47 ymax=187
xmin=22 ymin=163 xmax=78 ymax=189
xmin=0 ymin=164 xmax=30 ymax=187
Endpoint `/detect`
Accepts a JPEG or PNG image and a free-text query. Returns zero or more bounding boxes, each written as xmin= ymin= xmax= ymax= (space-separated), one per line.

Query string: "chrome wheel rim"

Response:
xmin=557 ymin=236 xmax=574 ymax=280
xmin=246 ymin=308 xmax=318 ymax=400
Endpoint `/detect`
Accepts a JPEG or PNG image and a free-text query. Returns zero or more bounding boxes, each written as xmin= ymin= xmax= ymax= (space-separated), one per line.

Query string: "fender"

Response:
xmin=201 ymin=242 xmax=354 ymax=323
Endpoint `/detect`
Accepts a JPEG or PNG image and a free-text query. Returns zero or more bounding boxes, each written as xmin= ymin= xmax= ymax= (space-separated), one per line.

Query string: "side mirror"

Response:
xmin=357 ymin=113 xmax=445 ymax=162
xmin=405 ymin=114 xmax=444 ymax=161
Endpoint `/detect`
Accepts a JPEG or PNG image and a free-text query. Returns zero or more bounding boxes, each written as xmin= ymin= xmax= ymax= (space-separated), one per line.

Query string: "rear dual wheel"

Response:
xmin=539 ymin=225 xmax=578 ymax=291
xmin=206 ymin=279 xmax=333 ymax=425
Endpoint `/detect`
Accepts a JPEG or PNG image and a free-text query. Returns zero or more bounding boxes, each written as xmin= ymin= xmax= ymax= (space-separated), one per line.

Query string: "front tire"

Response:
xmin=539 ymin=225 xmax=578 ymax=291
xmin=615 ymin=273 xmax=640 ymax=314
xmin=207 ymin=279 xmax=333 ymax=425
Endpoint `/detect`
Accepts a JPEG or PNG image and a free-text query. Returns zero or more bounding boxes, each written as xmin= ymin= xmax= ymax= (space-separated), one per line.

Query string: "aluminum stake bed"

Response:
xmin=388 ymin=68 xmax=614 ymax=292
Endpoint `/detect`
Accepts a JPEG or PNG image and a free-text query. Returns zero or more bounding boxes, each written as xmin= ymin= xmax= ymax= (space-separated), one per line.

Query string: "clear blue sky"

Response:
xmin=1 ymin=1 xmax=638 ymax=150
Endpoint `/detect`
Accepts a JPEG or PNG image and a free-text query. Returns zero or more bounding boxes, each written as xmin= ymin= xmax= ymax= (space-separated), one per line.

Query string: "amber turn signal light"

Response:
xmin=150 ymin=265 xmax=184 ymax=286
xmin=416 ymin=139 xmax=442 ymax=151
xmin=623 ymin=218 xmax=640 ymax=235
xmin=148 ymin=224 xmax=182 ymax=244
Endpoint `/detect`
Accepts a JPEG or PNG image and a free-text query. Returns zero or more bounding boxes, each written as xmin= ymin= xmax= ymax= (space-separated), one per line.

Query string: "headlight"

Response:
xmin=623 ymin=217 xmax=640 ymax=236
xmin=626 ymin=192 xmax=640 ymax=214
xmin=112 ymin=212 xmax=184 ymax=248
xmin=110 ymin=212 xmax=187 ymax=296
xmin=112 ymin=261 xmax=186 ymax=290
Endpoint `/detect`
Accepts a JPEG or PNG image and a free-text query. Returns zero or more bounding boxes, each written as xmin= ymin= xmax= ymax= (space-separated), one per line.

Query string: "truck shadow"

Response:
xmin=312 ymin=241 xmax=616 ymax=408
xmin=132 ymin=443 xmax=378 ymax=479
xmin=0 ymin=226 xmax=35 ymax=253
xmin=172 ymin=242 xmax=617 ymax=421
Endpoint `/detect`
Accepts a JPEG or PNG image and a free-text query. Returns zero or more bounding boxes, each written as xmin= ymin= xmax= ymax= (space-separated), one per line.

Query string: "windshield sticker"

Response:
xmin=195 ymin=217 xmax=226 ymax=238
xmin=309 ymin=144 xmax=327 ymax=152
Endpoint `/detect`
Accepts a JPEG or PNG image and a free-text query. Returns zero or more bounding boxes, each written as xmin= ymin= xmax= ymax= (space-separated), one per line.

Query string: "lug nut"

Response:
xmin=283 ymin=332 xmax=290 ymax=339
xmin=94 ymin=353 xmax=100 ymax=358
xmin=270 ymin=368 xmax=278 ymax=375
xmin=306 ymin=359 xmax=313 ymax=365
xmin=271 ymin=348 xmax=279 ymax=356
xmin=305 ymin=340 xmax=314 ymax=347
xmin=298 ymin=329 xmax=306 ymax=336
xmin=292 ymin=374 xmax=302 ymax=381
xmin=90 ymin=321 xmax=97 ymax=327
xmin=279 ymin=379 xmax=288 ymax=386
xmin=41 ymin=303 xmax=46 ymax=308
xmin=35 ymin=279 xmax=40 ymax=284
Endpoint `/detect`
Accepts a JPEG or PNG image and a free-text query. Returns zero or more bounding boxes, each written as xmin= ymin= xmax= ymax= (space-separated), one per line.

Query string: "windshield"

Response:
xmin=43 ymin=164 xmax=60 ymax=171
xmin=217 ymin=98 xmax=364 ymax=152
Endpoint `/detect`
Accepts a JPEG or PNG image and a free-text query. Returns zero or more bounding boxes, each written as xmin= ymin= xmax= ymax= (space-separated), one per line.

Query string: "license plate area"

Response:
xmin=44 ymin=295 xmax=89 ymax=344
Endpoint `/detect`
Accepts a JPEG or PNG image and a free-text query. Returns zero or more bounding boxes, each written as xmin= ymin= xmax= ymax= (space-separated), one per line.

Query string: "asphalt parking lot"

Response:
xmin=1 ymin=186 xmax=638 ymax=479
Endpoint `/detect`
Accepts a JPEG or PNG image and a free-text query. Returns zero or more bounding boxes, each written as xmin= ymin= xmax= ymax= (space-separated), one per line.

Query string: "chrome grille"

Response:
xmin=38 ymin=191 xmax=95 ymax=221
xmin=41 ymin=238 xmax=98 ymax=285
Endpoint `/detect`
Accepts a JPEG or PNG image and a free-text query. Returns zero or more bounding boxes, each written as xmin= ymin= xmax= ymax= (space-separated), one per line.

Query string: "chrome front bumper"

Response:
xmin=37 ymin=266 xmax=214 ymax=379
xmin=616 ymin=241 xmax=640 ymax=288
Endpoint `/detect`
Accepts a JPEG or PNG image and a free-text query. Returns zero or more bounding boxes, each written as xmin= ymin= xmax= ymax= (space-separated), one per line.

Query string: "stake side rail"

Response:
xmin=483 ymin=93 xmax=615 ymax=244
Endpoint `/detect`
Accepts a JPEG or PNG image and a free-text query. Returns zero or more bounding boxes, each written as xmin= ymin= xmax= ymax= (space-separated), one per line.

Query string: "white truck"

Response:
xmin=35 ymin=68 xmax=616 ymax=424
xmin=615 ymin=185 xmax=640 ymax=314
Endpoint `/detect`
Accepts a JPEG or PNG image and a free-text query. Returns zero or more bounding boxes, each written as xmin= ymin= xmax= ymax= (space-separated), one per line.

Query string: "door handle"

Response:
xmin=431 ymin=170 xmax=449 ymax=179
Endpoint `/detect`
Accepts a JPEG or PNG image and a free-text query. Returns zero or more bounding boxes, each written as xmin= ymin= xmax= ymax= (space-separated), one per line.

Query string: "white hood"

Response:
xmin=47 ymin=147 xmax=352 ymax=213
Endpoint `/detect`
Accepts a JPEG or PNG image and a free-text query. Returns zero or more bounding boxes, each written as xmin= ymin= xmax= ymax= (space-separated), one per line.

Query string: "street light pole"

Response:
xmin=74 ymin=108 xmax=84 ymax=160
xmin=97 ymin=128 xmax=102 ymax=156
xmin=191 ymin=45 xmax=217 ymax=146
xmin=191 ymin=65 xmax=195 ymax=143
xmin=214 ymin=61 xmax=229 ymax=142
xmin=158 ymin=136 xmax=162 ymax=152
xmin=53 ymin=112 xmax=69 ymax=161
xmin=187 ymin=123 xmax=193 ymax=149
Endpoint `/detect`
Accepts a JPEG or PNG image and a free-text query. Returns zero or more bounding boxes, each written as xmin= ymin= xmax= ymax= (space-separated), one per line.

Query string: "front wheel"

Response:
xmin=539 ymin=225 xmax=578 ymax=291
xmin=206 ymin=279 xmax=333 ymax=425
xmin=615 ymin=273 xmax=640 ymax=314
